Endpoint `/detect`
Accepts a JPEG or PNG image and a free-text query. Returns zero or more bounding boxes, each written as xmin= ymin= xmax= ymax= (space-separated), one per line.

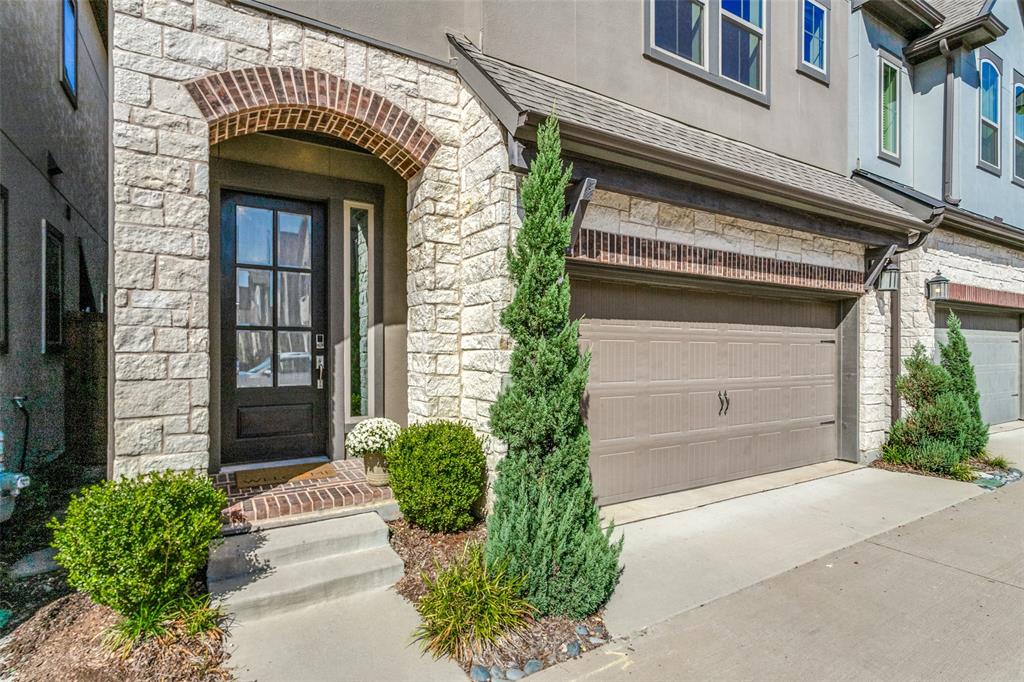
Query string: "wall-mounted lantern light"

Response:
xmin=876 ymin=260 xmax=900 ymax=292
xmin=925 ymin=271 xmax=950 ymax=301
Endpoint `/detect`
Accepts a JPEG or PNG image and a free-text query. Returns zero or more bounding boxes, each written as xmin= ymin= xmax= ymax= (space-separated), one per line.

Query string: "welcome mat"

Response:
xmin=234 ymin=462 xmax=339 ymax=489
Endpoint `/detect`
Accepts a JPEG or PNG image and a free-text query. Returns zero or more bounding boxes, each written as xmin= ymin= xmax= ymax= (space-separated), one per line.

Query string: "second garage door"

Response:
xmin=573 ymin=277 xmax=841 ymax=506
xmin=936 ymin=307 xmax=1022 ymax=426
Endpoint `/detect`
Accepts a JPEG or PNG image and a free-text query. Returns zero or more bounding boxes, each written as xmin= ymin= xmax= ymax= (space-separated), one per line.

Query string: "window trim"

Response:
xmin=41 ymin=221 xmax=65 ymax=353
xmin=648 ymin=0 xmax=710 ymax=71
xmin=796 ymin=0 xmax=830 ymax=85
xmin=878 ymin=52 xmax=902 ymax=165
xmin=977 ymin=51 xmax=1002 ymax=176
xmin=644 ymin=0 xmax=771 ymax=106
xmin=718 ymin=0 xmax=767 ymax=94
xmin=0 ymin=185 xmax=8 ymax=355
xmin=342 ymin=200 xmax=383 ymax=426
xmin=61 ymin=0 xmax=78 ymax=108
xmin=1013 ymin=71 xmax=1024 ymax=188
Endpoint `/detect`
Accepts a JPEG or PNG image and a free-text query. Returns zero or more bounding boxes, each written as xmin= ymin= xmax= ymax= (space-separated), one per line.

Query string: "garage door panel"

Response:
xmin=578 ymin=278 xmax=840 ymax=505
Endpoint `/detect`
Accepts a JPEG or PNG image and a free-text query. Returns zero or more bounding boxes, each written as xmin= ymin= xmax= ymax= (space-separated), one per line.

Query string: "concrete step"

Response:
xmin=209 ymin=512 xmax=390 ymax=581
xmin=210 ymin=544 xmax=405 ymax=622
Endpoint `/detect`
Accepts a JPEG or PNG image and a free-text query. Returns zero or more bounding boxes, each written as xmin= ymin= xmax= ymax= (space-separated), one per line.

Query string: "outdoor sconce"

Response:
xmin=926 ymin=271 xmax=950 ymax=301
xmin=876 ymin=260 xmax=900 ymax=292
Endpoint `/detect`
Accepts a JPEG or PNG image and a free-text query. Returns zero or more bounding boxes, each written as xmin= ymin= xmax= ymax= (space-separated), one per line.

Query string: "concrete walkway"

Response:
xmin=601 ymin=466 xmax=984 ymax=635
xmin=225 ymin=587 xmax=464 ymax=682
xmin=537 ymin=425 xmax=1024 ymax=681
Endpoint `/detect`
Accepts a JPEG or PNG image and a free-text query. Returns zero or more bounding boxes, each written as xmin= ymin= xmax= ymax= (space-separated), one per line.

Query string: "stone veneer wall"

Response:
xmin=900 ymin=228 xmax=1024 ymax=359
xmin=110 ymin=0 xmax=513 ymax=476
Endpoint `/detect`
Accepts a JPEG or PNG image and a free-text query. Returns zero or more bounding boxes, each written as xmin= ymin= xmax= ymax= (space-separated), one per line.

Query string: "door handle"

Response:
xmin=718 ymin=391 xmax=725 ymax=416
xmin=316 ymin=355 xmax=325 ymax=389
xmin=723 ymin=390 xmax=730 ymax=416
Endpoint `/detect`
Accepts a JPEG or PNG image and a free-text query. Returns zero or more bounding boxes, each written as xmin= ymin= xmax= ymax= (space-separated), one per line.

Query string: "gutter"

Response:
xmin=904 ymin=13 xmax=1008 ymax=63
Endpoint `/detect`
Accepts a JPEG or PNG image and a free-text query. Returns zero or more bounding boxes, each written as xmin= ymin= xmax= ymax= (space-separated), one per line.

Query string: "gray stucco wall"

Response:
xmin=265 ymin=0 xmax=851 ymax=175
xmin=0 ymin=0 xmax=109 ymax=462
xmin=952 ymin=0 xmax=1024 ymax=223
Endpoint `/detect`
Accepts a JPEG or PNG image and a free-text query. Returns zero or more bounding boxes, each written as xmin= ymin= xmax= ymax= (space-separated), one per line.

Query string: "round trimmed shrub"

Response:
xmin=50 ymin=470 xmax=226 ymax=616
xmin=387 ymin=421 xmax=487 ymax=532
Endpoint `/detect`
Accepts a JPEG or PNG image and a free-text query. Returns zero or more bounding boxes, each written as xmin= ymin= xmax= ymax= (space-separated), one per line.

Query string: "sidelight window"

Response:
xmin=347 ymin=202 xmax=373 ymax=418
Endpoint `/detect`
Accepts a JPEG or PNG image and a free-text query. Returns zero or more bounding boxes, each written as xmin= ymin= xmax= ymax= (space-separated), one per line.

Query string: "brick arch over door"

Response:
xmin=184 ymin=66 xmax=440 ymax=180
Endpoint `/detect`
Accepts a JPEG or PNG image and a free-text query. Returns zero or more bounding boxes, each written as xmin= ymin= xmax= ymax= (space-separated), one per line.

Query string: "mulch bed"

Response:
xmin=870 ymin=456 xmax=1015 ymax=481
xmin=387 ymin=519 xmax=612 ymax=675
xmin=0 ymin=592 xmax=230 ymax=682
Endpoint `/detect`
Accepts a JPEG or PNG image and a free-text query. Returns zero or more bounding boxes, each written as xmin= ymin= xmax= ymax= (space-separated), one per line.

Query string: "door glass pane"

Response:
xmin=278 ymin=212 xmax=311 ymax=269
xmin=237 ymin=330 xmax=273 ymax=388
xmin=350 ymin=207 xmax=370 ymax=416
xmin=721 ymin=20 xmax=761 ymax=90
xmin=278 ymin=271 xmax=311 ymax=327
xmin=237 ymin=206 xmax=273 ymax=266
xmin=278 ymin=331 xmax=311 ymax=386
xmin=236 ymin=268 xmax=272 ymax=326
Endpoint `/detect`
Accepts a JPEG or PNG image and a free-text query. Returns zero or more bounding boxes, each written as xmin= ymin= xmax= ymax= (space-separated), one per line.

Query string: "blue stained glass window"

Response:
xmin=802 ymin=1 xmax=826 ymax=71
xmin=62 ymin=0 xmax=77 ymax=97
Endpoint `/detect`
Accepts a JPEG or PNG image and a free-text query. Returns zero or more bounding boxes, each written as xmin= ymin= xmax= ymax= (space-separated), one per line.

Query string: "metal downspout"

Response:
xmin=940 ymin=39 xmax=959 ymax=205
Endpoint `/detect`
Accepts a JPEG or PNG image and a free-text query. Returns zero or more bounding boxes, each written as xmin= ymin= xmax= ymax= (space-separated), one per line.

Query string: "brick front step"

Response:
xmin=213 ymin=459 xmax=396 ymax=533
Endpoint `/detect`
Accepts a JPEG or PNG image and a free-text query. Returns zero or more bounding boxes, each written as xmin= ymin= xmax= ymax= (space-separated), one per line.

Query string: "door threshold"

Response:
xmin=219 ymin=456 xmax=330 ymax=474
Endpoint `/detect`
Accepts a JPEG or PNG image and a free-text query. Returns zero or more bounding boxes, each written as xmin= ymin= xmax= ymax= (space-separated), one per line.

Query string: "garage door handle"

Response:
xmin=723 ymin=390 xmax=730 ymax=416
xmin=718 ymin=391 xmax=725 ymax=416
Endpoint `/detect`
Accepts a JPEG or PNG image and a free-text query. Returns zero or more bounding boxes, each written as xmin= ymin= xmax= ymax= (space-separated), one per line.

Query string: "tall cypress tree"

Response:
xmin=484 ymin=115 xmax=621 ymax=619
xmin=939 ymin=312 xmax=989 ymax=454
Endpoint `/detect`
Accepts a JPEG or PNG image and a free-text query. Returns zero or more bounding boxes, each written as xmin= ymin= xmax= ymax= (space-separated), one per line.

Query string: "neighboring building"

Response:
xmin=105 ymin=0 xmax=1018 ymax=508
xmin=0 ymin=0 xmax=109 ymax=468
xmin=850 ymin=0 xmax=1024 ymax=428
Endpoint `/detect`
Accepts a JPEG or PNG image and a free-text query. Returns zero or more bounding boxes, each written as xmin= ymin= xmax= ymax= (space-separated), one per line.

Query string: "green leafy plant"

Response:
xmin=50 ymin=471 xmax=225 ymax=617
xmin=978 ymin=453 xmax=1011 ymax=470
xmin=102 ymin=594 xmax=223 ymax=656
xmin=414 ymin=543 xmax=534 ymax=663
xmin=938 ymin=313 xmax=989 ymax=455
xmin=895 ymin=344 xmax=953 ymax=412
xmin=387 ymin=421 xmax=487 ymax=533
xmin=484 ymin=114 xmax=621 ymax=619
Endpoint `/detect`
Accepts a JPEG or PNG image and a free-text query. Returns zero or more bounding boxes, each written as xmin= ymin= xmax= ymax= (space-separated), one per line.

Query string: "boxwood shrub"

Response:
xmin=387 ymin=421 xmax=486 ymax=533
xmin=50 ymin=470 xmax=225 ymax=616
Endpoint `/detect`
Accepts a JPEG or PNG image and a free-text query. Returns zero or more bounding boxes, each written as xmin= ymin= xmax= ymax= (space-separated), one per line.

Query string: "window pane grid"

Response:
xmin=721 ymin=15 xmax=762 ymax=91
xmin=880 ymin=60 xmax=899 ymax=157
xmin=653 ymin=0 xmax=705 ymax=66
xmin=1015 ymin=84 xmax=1024 ymax=180
xmin=979 ymin=60 xmax=1000 ymax=167
xmin=802 ymin=0 xmax=826 ymax=72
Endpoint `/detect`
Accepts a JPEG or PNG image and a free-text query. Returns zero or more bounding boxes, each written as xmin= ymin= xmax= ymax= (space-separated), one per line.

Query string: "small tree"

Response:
xmin=939 ymin=313 xmax=982 ymax=421
xmin=484 ymin=114 xmax=621 ymax=619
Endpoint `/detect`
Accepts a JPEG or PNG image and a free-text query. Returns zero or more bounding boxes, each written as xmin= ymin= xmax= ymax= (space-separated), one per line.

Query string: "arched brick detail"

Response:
xmin=184 ymin=67 xmax=440 ymax=179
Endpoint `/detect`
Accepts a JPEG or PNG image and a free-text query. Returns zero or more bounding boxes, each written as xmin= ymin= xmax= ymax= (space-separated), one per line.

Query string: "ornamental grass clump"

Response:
xmin=414 ymin=543 xmax=535 ymax=664
xmin=345 ymin=417 xmax=402 ymax=456
xmin=50 ymin=471 xmax=226 ymax=648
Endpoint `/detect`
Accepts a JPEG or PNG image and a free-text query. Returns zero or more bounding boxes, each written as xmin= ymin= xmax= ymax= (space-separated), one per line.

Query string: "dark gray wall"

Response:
xmin=0 ymin=0 xmax=109 ymax=463
xmin=271 ymin=0 xmax=850 ymax=174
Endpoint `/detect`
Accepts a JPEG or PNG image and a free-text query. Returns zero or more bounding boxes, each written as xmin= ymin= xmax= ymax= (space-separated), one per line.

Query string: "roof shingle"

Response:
xmin=450 ymin=35 xmax=920 ymax=226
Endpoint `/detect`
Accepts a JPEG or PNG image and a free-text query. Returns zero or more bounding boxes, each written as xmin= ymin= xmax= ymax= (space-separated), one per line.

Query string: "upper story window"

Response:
xmin=653 ymin=0 xmax=706 ymax=67
xmin=879 ymin=55 xmax=900 ymax=163
xmin=646 ymin=0 xmax=770 ymax=105
xmin=801 ymin=0 xmax=827 ymax=71
xmin=61 ymin=0 xmax=77 ymax=106
xmin=1014 ymin=75 xmax=1023 ymax=184
xmin=979 ymin=57 xmax=1000 ymax=172
xmin=720 ymin=0 xmax=764 ymax=91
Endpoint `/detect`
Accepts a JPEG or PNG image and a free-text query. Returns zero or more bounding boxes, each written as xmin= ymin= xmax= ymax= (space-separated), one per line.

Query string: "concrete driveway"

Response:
xmin=538 ymin=425 xmax=1024 ymax=681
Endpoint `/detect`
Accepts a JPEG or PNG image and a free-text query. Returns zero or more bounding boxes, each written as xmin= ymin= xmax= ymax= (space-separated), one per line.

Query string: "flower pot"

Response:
xmin=363 ymin=451 xmax=389 ymax=486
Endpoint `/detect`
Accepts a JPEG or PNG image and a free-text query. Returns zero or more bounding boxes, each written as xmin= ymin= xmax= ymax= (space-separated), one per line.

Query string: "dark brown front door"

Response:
xmin=220 ymin=191 xmax=328 ymax=464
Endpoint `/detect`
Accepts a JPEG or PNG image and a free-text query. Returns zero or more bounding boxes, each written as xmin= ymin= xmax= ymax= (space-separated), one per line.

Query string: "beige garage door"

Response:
xmin=573 ymin=278 xmax=840 ymax=505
